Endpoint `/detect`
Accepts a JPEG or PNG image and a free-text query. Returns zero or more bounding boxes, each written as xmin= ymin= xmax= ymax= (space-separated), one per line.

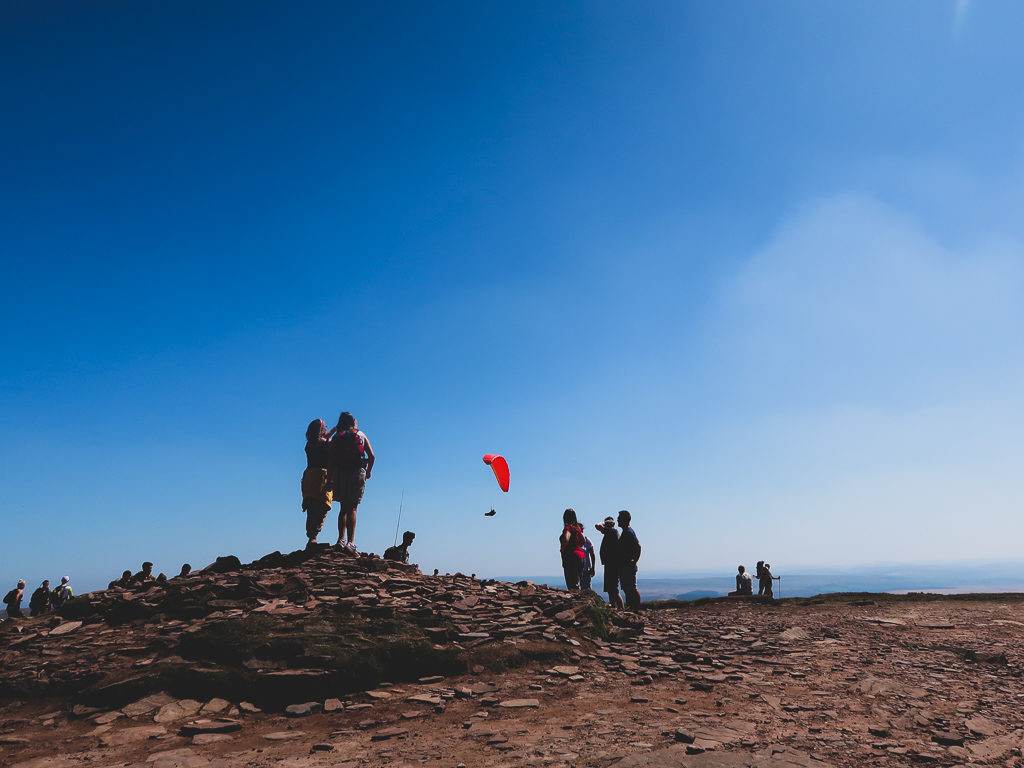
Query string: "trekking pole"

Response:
xmin=778 ymin=576 xmax=782 ymax=599
xmin=393 ymin=489 xmax=405 ymax=547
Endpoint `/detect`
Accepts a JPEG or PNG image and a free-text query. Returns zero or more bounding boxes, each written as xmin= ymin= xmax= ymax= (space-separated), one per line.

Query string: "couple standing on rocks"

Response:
xmin=561 ymin=508 xmax=642 ymax=611
xmin=302 ymin=411 xmax=375 ymax=554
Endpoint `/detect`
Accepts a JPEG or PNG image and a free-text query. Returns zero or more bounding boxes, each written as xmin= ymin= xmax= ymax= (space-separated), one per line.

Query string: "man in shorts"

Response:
xmin=329 ymin=411 xmax=375 ymax=554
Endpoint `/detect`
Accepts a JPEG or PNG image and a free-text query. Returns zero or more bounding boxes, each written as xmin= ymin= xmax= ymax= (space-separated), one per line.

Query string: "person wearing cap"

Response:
xmin=51 ymin=576 xmax=73 ymax=608
xmin=617 ymin=510 xmax=642 ymax=611
xmin=30 ymin=580 xmax=52 ymax=616
xmin=383 ymin=531 xmax=416 ymax=564
xmin=3 ymin=580 xmax=26 ymax=619
xmin=595 ymin=516 xmax=624 ymax=609
xmin=131 ymin=562 xmax=155 ymax=584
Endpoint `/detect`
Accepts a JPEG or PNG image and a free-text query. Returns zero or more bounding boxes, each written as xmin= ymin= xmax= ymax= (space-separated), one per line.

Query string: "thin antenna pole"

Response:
xmin=393 ymin=489 xmax=405 ymax=546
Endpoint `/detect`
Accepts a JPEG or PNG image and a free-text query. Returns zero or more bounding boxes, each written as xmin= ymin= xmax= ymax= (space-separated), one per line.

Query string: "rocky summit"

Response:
xmin=2 ymin=547 xmax=1023 ymax=768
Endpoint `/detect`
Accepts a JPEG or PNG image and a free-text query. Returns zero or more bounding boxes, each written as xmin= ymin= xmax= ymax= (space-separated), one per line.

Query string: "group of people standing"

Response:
xmin=301 ymin=411 xmax=375 ymax=553
xmin=560 ymin=508 xmax=641 ymax=610
xmin=729 ymin=561 xmax=780 ymax=597
xmin=3 ymin=576 xmax=72 ymax=619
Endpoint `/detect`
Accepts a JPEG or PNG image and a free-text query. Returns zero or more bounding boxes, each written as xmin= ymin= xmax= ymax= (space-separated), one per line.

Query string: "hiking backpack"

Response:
xmin=330 ymin=430 xmax=365 ymax=469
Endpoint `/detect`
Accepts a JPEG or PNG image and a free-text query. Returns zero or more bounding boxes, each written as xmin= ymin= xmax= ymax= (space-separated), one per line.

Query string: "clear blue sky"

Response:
xmin=3 ymin=1 xmax=1024 ymax=592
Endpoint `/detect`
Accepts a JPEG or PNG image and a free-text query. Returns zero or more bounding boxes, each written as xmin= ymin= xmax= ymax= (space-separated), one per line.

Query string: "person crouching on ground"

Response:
xmin=384 ymin=531 xmax=416 ymax=564
xmin=301 ymin=417 xmax=336 ymax=547
xmin=595 ymin=516 xmax=624 ymax=609
xmin=617 ymin=510 xmax=642 ymax=611
xmin=329 ymin=411 xmax=374 ymax=554
xmin=559 ymin=508 xmax=586 ymax=591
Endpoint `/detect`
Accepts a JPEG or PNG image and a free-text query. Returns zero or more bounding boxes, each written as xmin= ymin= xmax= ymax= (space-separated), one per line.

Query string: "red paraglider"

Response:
xmin=482 ymin=454 xmax=510 ymax=492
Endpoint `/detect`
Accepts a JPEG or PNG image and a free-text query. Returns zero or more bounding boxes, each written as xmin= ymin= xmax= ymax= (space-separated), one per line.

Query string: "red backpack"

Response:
xmin=560 ymin=524 xmax=585 ymax=564
xmin=330 ymin=430 xmax=365 ymax=469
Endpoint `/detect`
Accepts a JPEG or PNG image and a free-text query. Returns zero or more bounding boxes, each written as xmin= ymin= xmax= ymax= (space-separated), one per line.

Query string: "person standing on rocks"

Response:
xmin=29 ymin=579 xmax=52 ymax=616
xmin=3 ymin=580 xmax=26 ymax=619
xmin=761 ymin=562 xmax=780 ymax=598
xmin=580 ymin=530 xmax=597 ymax=592
xmin=329 ymin=411 xmax=374 ymax=554
xmin=51 ymin=576 xmax=72 ymax=608
xmin=559 ymin=508 xmax=586 ymax=591
xmin=617 ymin=510 xmax=642 ymax=610
xmin=595 ymin=516 xmax=624 ymax=609
xmin=756 ymin=560 xmax=767 ymax=596
xmin=301 ymin=417 xmax=336 ymax=547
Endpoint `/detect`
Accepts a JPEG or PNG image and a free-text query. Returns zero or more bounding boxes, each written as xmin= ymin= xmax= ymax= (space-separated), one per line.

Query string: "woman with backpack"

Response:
xmin=559 ymin=508 xmax=586 ymax=591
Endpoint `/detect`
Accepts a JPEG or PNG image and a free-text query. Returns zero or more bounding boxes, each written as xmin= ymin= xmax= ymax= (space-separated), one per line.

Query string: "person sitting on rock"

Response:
xmin=108 ymin=570 xmax=132 ymax=589
xmin=177 ymin=563 xmax=192 ymax=578
xmin=383 ymin=531 xmax=416 ymax=563
xmin=51 ymin=576 xmax=73 ymax=608
xmin=29 ymin=579 xmax=52 ymax=616
xmin=131 ymin=562 xmax=155 ymax=584
xmin=728 ymin=565 xmax=753 ymax=596
xmin=3 ymin=580 xmax=26 ymax=619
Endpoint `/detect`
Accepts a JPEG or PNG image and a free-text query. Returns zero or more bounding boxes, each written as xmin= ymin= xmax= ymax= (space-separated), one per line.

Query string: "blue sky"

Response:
xmin=3 ymin=1 xmax=1024 ymax=592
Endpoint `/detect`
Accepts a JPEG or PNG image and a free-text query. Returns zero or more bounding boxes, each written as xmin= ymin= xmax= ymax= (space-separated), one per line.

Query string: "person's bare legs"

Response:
xmin=608 ymin=590 xmax=624 ymax=610
xmin=346 ymin=506 xmax=357 ymax=543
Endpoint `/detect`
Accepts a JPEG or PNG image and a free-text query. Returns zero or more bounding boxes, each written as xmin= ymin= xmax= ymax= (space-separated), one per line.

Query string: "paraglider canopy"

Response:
xmin=482 ymin=454 xmax=510 ymax=492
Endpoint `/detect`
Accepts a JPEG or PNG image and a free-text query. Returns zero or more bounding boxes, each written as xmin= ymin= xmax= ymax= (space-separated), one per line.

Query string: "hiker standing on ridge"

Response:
xmin=3 ymin=580 xmax=25 ymax=619
xmin=29 ymin=580 xmax=52 ymax=615
xmin=756 ymin=561 xmax=767 ymax=596
xmin=762 ymin=562 xmax=781 ymax=598
xmin=329 ymin=411 xmax=374 ymax=554
xmin=617 ymin=510 xmax=642 ymax=611
xmin=595 ymin=516 xmax=624 ymax=609
xmin=52 ymin=576 xmax=72 ymax=608
xmin=301 ymin=418 xmax=336 ymax=547
xmin=559 ymin=508 xmax=586 ymax=591
xmin=580 ymin=530 xmax=597 ymax=592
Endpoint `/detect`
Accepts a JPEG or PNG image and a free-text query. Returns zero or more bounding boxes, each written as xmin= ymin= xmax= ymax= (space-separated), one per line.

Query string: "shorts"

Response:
xmin=619 ymin=562 xmax=638 ymax=593
xmin=332 ymin=467 xmax=366 ymax=508
xmin=603 ymin=567 xmax=620 ymax=594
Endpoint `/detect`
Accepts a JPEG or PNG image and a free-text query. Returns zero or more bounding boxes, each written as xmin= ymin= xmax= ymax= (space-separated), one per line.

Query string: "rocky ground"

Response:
xmin=2 ymin=547 xmax=1023 ymax=768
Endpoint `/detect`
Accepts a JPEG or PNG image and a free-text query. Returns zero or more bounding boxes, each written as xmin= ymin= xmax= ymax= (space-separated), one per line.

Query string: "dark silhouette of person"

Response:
xmin=384 ymin=531 xmax=416 ymax=563
xmin=3 ymin=580 xmax=26 ymax=619
xmin=756 ymin=561 xmax=767 ymax=596
xmin=762 ymin=562 xmax=780 ymax=598
xmin=29 ymin=580 xmax=52 ymax=616
xmin=595 ymin=516 xmax=624 ymax=609
xmin=132 ymin=562 xmax=155 ymax=584
xmin=617 ymin=510 xmax=642 ymax=610
xmin=109 ymin=570 xmax=132 ymax=589
xmin=559 ymin=508 xmax=586 ymax=591
xmin=177 ymin=563 xmax=192 ymax=578
xmin=329 ymin=412 xmax=375 ymax=554
xmin=301 ymin=418 xmax=336 ymax=547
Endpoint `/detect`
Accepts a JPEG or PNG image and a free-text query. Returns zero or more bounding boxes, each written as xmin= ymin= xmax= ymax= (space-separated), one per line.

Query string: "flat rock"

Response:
xmin=145 ymin=747 xmax=208 ymax=768
xmin=99 ymin=725 xmax=168 ymax=746
xmin=371 ymin=727 xmax=409 ymax=741
xmin=124 ymin=693 xmax=175 ymax=718
xmin=198 ymin=698 xmax=231 ymax=715
xmin=48 ymin=621 xmax=83 ymax=636
xmin=154 ymin=700 xmax=202 ymax=723
xmin=285 ymin=702 xmax=322 ymax=717
xmin=498 ymin=698 xmax=539 ymax=708
xmin=263 ymin=731 xmax=306 ymax=741
xmin=180 ymin=718 xmax=242 ymax=735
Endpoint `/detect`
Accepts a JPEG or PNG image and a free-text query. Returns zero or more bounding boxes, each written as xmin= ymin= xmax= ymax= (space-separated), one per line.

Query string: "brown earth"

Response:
xmin=2 ymin=547 xmax=1023 ymax=767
